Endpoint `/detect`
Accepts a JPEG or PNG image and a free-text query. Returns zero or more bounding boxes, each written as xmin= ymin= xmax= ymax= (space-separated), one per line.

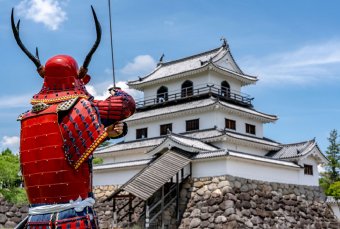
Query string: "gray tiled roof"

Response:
xmin=266 ymin=139 xmax=316 ymax=159
xmin=95 ymin=137 xmax=165 ymax=154
xmin=93 ymin=159 xmax=151 ymax=170
xmin=183 ymin=128 xmax=224 ymax=139
xmin=125 ymin=97 xmax=277 ymax=123
xmin=169 ymin=133 xmax=218 ymax=151
xmin=128 ymin=45 xmax=257 ymax=87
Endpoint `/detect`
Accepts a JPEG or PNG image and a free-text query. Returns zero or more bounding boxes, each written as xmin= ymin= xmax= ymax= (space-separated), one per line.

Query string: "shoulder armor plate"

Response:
xmin=31 ymin=102 xmax=50 ymax=113
xmin=17 ymin=110 xmax=29 ymax=121
xmin=57 ymin=97 xmax=79 ymax=112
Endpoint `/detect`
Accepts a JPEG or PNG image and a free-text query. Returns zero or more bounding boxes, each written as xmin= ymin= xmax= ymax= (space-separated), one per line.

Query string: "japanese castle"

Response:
xmin=92 ymin=39 xmax=328 ymax=226
xmin=94 ymin=39 xmax=326 ymax=187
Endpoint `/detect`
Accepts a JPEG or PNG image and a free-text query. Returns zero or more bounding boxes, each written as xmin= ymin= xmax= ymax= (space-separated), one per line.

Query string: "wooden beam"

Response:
xmin=176 ymin=172 xmax=180 ymax=223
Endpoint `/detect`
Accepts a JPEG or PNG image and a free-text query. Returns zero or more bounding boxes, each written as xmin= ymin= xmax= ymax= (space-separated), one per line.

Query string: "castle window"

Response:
xmin=225 ymin=119 xmax=236 ymax=130
xmin=136 ymin=128 xmax=148 ymax=139
xmin=304 ymin=164 xmax=313 ymax=175
xmin=157 ymin=86 xmax=168 ymax=103
xmin=160 ymin=123 xmax=172 ymax=135
xmin=186 ymin=119 xmax=199 ymax=131
xmin=221 ymin=81 xmax=230 ymax=97
xmin=245 ymin=123 xmax=256 ymax=135
xmin=181 ymin=80 xmax=193 ymax=98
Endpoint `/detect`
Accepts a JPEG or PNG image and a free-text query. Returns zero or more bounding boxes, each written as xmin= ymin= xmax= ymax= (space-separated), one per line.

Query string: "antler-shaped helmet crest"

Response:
xmin=11 ymin=5 xmax=102 ymax=79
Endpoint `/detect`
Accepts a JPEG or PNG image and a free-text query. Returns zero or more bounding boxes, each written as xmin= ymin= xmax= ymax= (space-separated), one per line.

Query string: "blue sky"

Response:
xmin=0 ymin=0 xmax=339 ymax=154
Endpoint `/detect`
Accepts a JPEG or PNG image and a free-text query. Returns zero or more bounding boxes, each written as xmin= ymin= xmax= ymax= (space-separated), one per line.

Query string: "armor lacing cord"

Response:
xmin=29 ymin=197 xmax=95 ymax=215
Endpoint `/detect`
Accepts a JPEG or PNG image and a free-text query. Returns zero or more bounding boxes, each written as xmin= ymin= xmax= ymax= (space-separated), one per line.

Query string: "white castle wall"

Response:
xmin=142 ymin=70 xmax=243 ymax=100
xmin=94 ymin=167 xmax=143 ymax=186
xmin=95 ymin=155 xmax=320 ymax=187
xmin=125 ymin=110 xmax=264 ymax=141
xmin=192 ymin=157 xmax=318 ymax=186
xmin=297 ymin=155 xmax=320 ymax=186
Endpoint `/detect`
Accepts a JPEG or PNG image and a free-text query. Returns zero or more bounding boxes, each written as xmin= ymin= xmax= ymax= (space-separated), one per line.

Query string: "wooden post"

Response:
xmin=145 ymin=202 xmax=150 ymax=229
xmin=161 ymin=185 xmax=165 ymax=229
xmin=112 ymin=197 xmax=117 ymax=228
xmin=128 ymin=194 xmax=132 ymax=224
xmin=190 ymin=162 xmax=192 ymax=178
xmin=176 ymin=172 xmax=180 ymax=222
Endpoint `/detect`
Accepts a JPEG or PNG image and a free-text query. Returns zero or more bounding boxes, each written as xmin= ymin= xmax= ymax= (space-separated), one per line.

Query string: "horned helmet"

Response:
xmin=11 ymin=6 xmax=101 ymax=104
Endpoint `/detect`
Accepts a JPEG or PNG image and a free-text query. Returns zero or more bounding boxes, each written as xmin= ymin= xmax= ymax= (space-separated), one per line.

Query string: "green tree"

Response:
xmin=325 ymin=181 xmax=340 ymax=198
xmin=92 ymin=157 xmax=104 ymax=165
xmin=325 ymin=129 xmax=340 ymax=183
xmin=0 ymin=148 xmax=27 ymax=204
xmin=0 ymin=148 xmax=21 ymax=189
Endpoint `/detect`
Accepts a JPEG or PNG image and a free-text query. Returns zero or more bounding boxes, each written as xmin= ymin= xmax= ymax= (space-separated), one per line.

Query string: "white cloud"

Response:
xmin=1 ymin=136 xmax=20 ymax=154
xmin=241 ymin=40 xmax=340 ymax=85
xmin=16 ymin=0 xmax=68 ymax=31
xmin=86 ymin=81 xmax=143 ymax=101
xmin=120 ymin=55 xmax=156 ymax=79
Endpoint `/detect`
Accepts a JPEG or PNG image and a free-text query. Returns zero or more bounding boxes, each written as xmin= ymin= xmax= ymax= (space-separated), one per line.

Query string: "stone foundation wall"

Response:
xmin=178 ymin=175 xmax=339 ymax=229
xmin=0 ymin=197 xmax=28 ymax=228
xmin=93 ymin=185 xmax=144 ymax=229
xmin=2 ymin=176 xmax=339 ymax=228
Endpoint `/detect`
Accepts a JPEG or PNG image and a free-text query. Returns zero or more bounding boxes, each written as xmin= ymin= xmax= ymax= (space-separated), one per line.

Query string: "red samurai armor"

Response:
xmin=12 ymin=6 xmax=135 ymax=228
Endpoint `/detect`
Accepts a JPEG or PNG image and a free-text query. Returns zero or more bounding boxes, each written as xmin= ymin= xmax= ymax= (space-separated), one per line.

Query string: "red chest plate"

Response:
xmin=20 ymin=100 xmax=106 ymax=204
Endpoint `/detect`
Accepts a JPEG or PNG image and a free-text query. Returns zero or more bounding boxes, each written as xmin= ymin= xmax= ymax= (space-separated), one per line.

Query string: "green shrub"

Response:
xmin=0 ymin=187 xmax=28 ymax=204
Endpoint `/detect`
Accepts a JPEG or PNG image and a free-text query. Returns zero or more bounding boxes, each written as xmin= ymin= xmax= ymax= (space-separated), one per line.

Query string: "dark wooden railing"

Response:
xmin=135 ymin=85 xmax=253 ymax=109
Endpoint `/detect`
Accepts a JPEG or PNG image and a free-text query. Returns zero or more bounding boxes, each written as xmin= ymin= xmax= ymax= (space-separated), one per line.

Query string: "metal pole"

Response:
xmin=108 ymin=0 xmax=116 ymax=87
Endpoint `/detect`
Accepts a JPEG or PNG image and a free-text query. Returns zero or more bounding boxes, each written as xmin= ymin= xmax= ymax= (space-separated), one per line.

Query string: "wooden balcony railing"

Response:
xmin=135 ymin=85 xmax=253 ymax=110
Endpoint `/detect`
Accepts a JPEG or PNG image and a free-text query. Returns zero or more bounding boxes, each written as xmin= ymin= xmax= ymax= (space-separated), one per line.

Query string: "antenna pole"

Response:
xmin=108 ymin=0 xmax=116 ymax=88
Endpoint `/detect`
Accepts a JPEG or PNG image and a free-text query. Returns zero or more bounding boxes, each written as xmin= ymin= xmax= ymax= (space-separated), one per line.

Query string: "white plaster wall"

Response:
xmin=225 ymin=158 xmax=300 ymax=184
xmin=143 ymin=71 xmax=210 ymax=99
xmin=125 ymin=109 xmax=264 ymax=141
xmin=208 ymin=71 xmax=242 ymax=93
xmin=192 ymin=158 xmax=304 ymax=185
xmin=192 ymin=159 xmax=227 ymax=177
xmin=213 ymin=111 xmax=264 ymax=138
xmin=93 ymin=167 xmax=143 ymax=186
xmin=101 ymin=150 xmax=149 ymax=164
xmin=329 ymin=204 xmax=340 ymax=220
xmin=142 ymin=70 xmax=244 ymax=99
xmin=297 ymin=156 xmax=319 ymax=186
xmin=125 ymin=111 xmax=219 ymax=141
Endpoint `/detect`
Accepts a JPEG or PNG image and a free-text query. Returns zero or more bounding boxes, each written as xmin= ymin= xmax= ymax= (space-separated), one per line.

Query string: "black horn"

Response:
xmin=78 ymin=6 xmax=102 ymax=78
xmin=11 ymin=8 xmax=44 ymax=77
